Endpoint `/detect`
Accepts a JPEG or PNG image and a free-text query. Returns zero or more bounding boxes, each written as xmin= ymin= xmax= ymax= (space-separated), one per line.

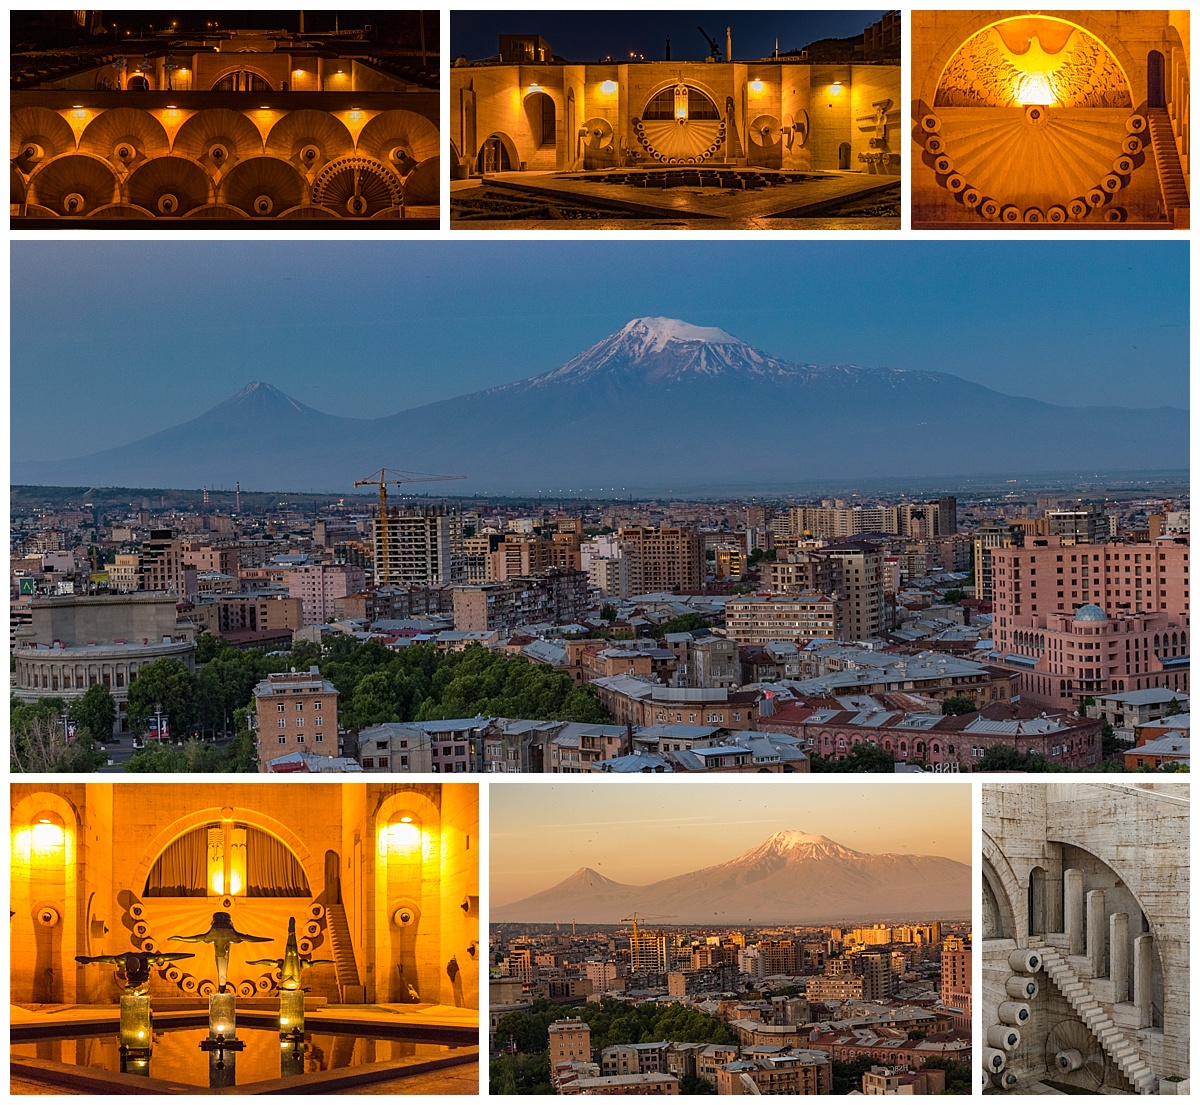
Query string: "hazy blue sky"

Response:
xmin=11 ymin=240 xmax=1187 ymax=461
xmin=452 ymin=11 xmax=887 ymax=62
xmin=491 ymin=780 xmax=971 ymax=902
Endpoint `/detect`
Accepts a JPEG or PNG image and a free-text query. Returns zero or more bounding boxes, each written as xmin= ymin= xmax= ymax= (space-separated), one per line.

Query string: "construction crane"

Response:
xmin=354 ymin=467 xmax=465 ymax=585
xmin=697 ymin=25 xmax=722 ymax=61
xmin=620 ymin=912 xmax=678 ymax=943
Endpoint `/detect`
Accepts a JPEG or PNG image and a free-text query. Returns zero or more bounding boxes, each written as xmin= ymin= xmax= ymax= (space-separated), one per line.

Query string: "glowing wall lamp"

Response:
xmin=32 ymin=813 xmax=65 ymax=852
xmin=600 ymin=79 xmax=618 ymax=94
xmin=749 ymin=78 xmax=765 ymax=93
xmin=829 ymin=81 xmax=843 ymax=96
xmin=379 ymin=814 xmax=421 ymax=856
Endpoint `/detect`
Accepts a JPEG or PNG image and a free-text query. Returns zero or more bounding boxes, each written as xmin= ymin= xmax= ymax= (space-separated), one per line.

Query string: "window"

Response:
xmin=313 ymin=701 xmax=322 ymax=710
xmin=296 ymin=734 xmax=304 ymax=743
xmin=314 ymin=716 xmax=323 ymax=727
xmin=278 ymin=735 xmax=286 ymax=744
xmin=277 ymin=718 xmax=286 ymax=729
xmin=277 ymin=703 xmax=285 ymax=713
xmin=315 ymin=734 xmax=323 ymax=743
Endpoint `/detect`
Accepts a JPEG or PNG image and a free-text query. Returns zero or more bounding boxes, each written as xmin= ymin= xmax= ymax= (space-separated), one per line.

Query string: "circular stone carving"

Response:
xmin=980 ymin=198 xmax=1001 ymax=220
xmin=946 ymin=173 xmax=966 ymax=192
xmin=1024 ymin=105 xmax=1049 ymax=128
xmin=1104 ymin=207 xmax=1125 ymax=222
xmin=63 ymin=192 xmax=86 ymax=214
xmin=113 ymin=143 xmax=136 ymax=164
xmin=1102 ymin=173 xmax=1122 ymax=193
xmin=300 ymin=143 xmax=321 ymax=167
xmin=924 ymin=134 xmax=945 ymax=155
xmin=1024 ymin=207 xmax=1044 ymax=222
xmin=1126 ymin=114 xmax=1147 ymax=134
xmin=209 ymin=143 xmax=229 ymax=165
xmin=1086 ymin=187 xmax=1108 ymax=208
xmin=961 ymin=187 xmax=982 ymax=207
xmin=253 ymin=194 xmax=274 ymax=215
xmin=1067 ymin=197 xmax=1089 ymax=219
xmin=1047 ymin=205 xmax=1067 ymax=222
xmin=1113 ymin=155 xmax=1135 ymax=175
xmin=933 ymin=154 xmax=954 ymax=174
xmin=1000 ymin=204 xmax=1020 ymax=222
xmin=157 ymin=193 xmax=179 ymax=214
xmin=921 ymin=113 xmax=941 ymax=133
xmin=1121 ymin=135 xmax=1142 ymax=155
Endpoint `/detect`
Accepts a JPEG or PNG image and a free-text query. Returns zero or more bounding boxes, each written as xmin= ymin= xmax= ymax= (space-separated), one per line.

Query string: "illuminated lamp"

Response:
xmin=279 ymin=989 xmax=305 ymax=1035
xmin=209 ymin=991 xmax=236 ymax=1041
xmin=119 ymin=993 xmax=152 ymax=1051
xmin=528 ymin=83 xmax=543 ymax=94
xmin=600 ymin=79 xmax=617 ymax=94
xmin=32 ymin=813 xmax=65 ymax=850
xmin=749 ymin=79 xmax=764 ymax=92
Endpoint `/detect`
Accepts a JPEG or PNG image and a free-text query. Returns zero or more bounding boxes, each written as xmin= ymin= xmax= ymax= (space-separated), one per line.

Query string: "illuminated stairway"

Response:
xmin=525 ymin=145 xmax=558 ymax=171
xmin=324 ymin=903 xmax=364 ymax=1002
xmin=1146 ymin=108 xmax=1189 ymax=225
xmin=1032 ymin=945 xmax=1157 ymax=1094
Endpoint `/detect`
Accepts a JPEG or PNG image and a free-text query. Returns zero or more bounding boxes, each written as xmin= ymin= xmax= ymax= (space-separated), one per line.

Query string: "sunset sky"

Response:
xmin=491 ymin=780 xmax=971 ymax=904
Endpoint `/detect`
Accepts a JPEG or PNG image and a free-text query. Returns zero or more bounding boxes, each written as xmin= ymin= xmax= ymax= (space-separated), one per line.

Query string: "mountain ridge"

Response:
xmin=493 ymin=829 xmax=970 ymax=924
xmin=14 ymin=317 xmax=1188 ymax=493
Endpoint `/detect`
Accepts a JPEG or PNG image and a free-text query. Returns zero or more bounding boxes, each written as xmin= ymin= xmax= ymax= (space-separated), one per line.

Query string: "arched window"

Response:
xmin=144 ymin=823 xmax=309 ymax=897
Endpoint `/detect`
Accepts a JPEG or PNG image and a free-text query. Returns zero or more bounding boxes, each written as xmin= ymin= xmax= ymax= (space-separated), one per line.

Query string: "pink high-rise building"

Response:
xmin=990 ymin=537 xmax=1188 ymax=710
xmin=288 ymin=563 xmax=367 ymax=626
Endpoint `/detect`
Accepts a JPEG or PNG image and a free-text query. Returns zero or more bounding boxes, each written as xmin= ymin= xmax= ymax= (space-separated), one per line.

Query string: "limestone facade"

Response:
xmin=982 ymin=782 xmax=1188 ymax=1093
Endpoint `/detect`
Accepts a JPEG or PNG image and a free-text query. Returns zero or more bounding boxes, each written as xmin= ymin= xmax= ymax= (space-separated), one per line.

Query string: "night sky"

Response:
xmin=10 ymin=240 xmax=1188 ymax=463
xmin=452 ymin=10 xmax=888 ymax=63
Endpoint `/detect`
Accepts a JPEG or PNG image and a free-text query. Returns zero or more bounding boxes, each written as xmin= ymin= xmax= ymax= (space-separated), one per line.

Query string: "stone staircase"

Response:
xmin=1032 ymin=945 xmax=1157 ymax=1095
xmin=324 ymin=903 xmax=364 ymax=1001
xmin=524 ymin=145 xmax=558 ymax=171
xmin=1146 ymin=108 xmax=1190 ymax=226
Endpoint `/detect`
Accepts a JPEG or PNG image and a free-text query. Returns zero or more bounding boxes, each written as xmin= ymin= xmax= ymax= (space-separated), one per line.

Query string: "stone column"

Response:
xmin=1134 ymin=934 xmax=1153 ymax=1027
xmin=1086 ymin=889 xmax=1106 ymax=977
xmin=1064 ymin=869 xmax=1084 ymax=955
xmin=1110 ymin=913 xmax=1130 ymax=1003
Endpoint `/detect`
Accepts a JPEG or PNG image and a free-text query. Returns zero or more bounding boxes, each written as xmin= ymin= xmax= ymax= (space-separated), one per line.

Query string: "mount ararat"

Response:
xmin=18 ymin=317 xmax=1187 ymax=493
xmin=492 ymin=829 xmax=970 ymax=924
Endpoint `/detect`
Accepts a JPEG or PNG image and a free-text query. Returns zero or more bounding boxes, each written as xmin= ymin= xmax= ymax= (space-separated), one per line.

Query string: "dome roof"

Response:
xmin=1074 ymin=604 xmax=1108 ymax=622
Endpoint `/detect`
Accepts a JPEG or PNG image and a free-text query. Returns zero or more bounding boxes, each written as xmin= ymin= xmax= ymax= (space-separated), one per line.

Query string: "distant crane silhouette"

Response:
xmin=354 ymin=467 xmax=465 ymax=584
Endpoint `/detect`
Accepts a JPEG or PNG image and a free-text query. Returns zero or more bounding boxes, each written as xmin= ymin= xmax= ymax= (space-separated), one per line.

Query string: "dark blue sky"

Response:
xmin=10 ymin=240 xmax=1188 ymax=462
xmin=451 ymin=11 xmax=887 ymax=62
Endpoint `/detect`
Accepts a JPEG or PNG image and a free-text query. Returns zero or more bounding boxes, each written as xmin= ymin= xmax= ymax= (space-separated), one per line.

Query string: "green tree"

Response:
xmin=812 ymin=742 xmax=896 ymax=773
xmin=1078 ymin=694 xmax=1096 ymax=718
xmin=940 ymin=696 xmax=977 ymax=716
xmin=11 ymin=696 xmax=108 ymax=772
xmin=977 ymin=745 xmax=1060 ymax=772
xmin=1100 ymin=720 xmax=1122 ymax=761
xmin=943 ymin=588 xmax=966 ymax=603
xmin=194 ymin=631 xmax=229 ymax=664
xmin=679 ymin=1073 xmax=716 ymax=1094
xmin=126 ymin=737 xmax=222 ymax=773
xmin=600 ymin=603 xmax=618 ymax=621
xmin=653 ymin=613 xmax=709 ymax=636
xmin=126 ymin=657 xmax=200 ymax=738
xmin=70 ymin=684 xmax=117 ymax=743
xmin=1165 ymin=697 xmax=1184 ymax=717
xmin=197 ymin=651 xmax=264 ymax=738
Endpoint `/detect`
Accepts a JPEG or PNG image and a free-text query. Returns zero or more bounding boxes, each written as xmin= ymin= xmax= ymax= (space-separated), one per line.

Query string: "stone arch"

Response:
xmin=78 ymin=107 xmax=170 ymax=168
xmin=11 ymin=791 xmax=82 ymax=1003
xmin=920 ymin=13 xmax=1137 ymax=106
xmin=130 ymin=805 xmax=317 ymax=899
xmin=523 ymin=89 xmax=557 ymax=148
xmin=25 ymin=152 xmax=121 ymax=216
xmin=982 ymin=828 xmax=1024 ymax=943
xmin=1147 ymin=49 xmax=1166 ymax=108
xmin=124 ymin=154 xmax=214 ymax=215
xmin=476 ymin=131 xmax=518 ymax=173
xmin=208 ymin=64 xmax=275 ymax=92
xmin=171 ymin=107 xmax=265 ymax=168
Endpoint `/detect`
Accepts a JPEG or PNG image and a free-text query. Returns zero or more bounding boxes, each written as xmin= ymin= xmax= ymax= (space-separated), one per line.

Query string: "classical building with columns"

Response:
xmin=12 ymin=592 xmax=196 ymax=736
xmin=982 ymin=783 xmax=1188 ymax=1094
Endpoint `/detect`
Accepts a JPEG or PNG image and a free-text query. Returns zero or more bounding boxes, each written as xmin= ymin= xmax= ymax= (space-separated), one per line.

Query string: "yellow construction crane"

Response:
xmin=619 ymin=912 xmax=678 ymax=944
xmin=354 ymin=467 xmax=465 ymax=584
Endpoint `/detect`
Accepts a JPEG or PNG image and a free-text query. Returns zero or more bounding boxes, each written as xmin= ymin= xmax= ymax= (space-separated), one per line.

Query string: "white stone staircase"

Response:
xmin=1146 ymin=108 xmax=1190 ymax=226
xmin=1032 ymin=945 xmax=1157 ymax=1095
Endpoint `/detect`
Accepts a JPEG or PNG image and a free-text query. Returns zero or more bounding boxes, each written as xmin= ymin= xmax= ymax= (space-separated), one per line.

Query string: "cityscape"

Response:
xmin=489 ymin=783 xmax=971 ymax=1094
xmin=10 ymin=240 xmax=1189 ymax=777
xmin=6 ymin=10 xmax=1195 ymax=1100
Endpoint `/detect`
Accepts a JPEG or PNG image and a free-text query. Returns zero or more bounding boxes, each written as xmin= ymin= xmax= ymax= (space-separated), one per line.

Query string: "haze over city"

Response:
xmin=491 ymin=782 xmax=971 ymax=903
